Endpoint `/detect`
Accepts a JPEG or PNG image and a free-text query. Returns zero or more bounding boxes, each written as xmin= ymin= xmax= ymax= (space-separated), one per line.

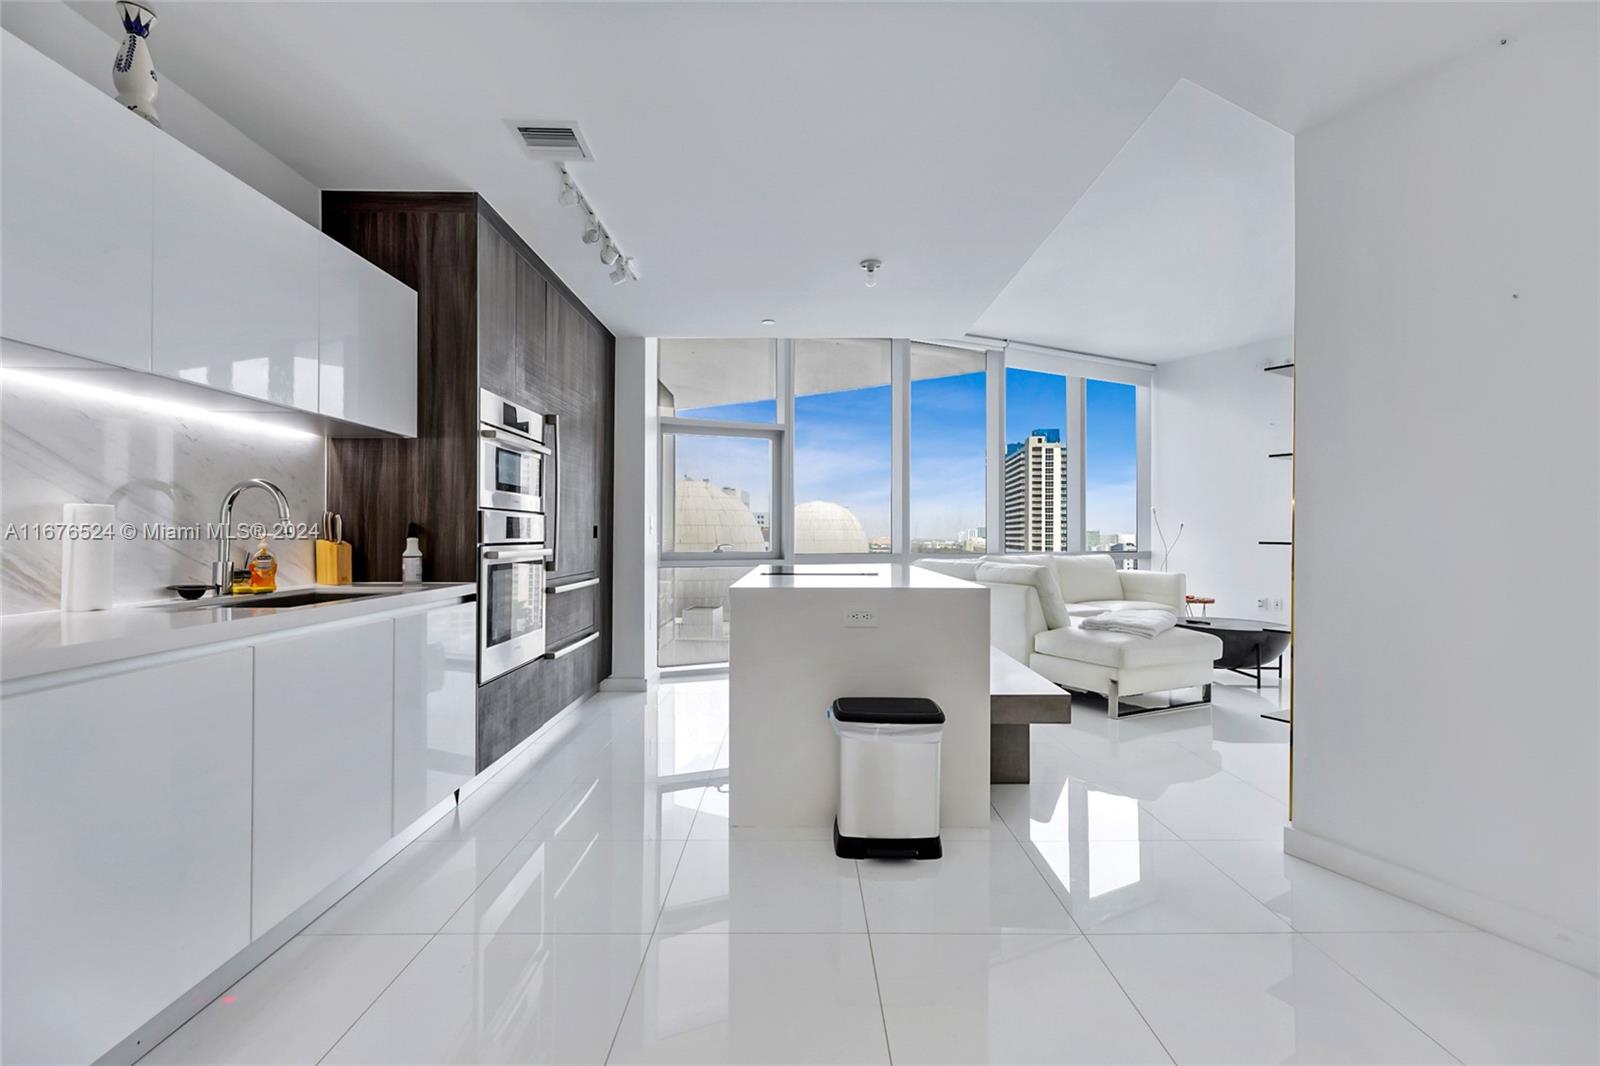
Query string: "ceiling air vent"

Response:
xmin=512 ymin=121 xmax=592 ymax=161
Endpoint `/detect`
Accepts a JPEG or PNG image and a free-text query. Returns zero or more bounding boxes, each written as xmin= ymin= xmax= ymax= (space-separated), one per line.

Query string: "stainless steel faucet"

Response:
xmin=213 ymin=479 xmax=293 ymax=591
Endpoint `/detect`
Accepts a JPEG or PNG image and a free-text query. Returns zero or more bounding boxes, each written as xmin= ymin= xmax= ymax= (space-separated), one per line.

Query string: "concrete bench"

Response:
xmin=990 ymin=647 xmax=1072 ymax=783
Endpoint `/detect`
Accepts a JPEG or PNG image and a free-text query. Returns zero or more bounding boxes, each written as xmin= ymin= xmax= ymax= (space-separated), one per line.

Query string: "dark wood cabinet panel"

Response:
xmin=476 ymin=217 xmax=518 ymax=405
xmin=326 ymin=192 xmax=614 ymax=772
xmin=545 ymin=583 xmax=599 ymax=645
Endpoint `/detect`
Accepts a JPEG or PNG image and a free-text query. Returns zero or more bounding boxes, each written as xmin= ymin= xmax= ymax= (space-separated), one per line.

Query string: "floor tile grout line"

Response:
xmin=313 ymin=932 xmax=437 ymax=1066
xmin=1292 ymin=931 xmax=1467 ymax=1064
xmin=1078 ymin=933 xmax=1180 ymax=1066
xmin=856 ymin=860 xmax=896 ymax=1066
xmin=602 ymin=818 xmax=694 ymax=1065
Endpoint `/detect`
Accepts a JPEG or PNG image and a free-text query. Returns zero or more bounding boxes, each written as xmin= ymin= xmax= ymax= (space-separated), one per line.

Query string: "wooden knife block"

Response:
xmin=315 ymin=539 xmax=352 ymax=585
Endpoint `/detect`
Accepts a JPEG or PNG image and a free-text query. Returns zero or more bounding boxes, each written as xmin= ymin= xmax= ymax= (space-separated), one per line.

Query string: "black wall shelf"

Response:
xmin=1264 ymin=362 xmax=1295 ymax=377
xmin=1269 ymin=451 xmax=1293 ymax=459
xmin=1259 ymin=540 xmax=1293 ymax=546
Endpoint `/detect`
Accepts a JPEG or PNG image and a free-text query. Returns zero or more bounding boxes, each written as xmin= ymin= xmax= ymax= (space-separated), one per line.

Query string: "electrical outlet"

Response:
xmin=1257 ymin=597 xmax=1270 ymax=610
xmin=1272 ymin=598 xmax=1285 ymax=611
xmin=844 ymin=607 xmax=877 ymax=628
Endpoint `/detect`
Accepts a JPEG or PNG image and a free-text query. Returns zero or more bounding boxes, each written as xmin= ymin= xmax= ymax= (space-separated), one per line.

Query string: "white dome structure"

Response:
xmin=673 ymin=477 xmax=766 ymax=553
xmin=795 ymin=500 xmax=869 ymax=554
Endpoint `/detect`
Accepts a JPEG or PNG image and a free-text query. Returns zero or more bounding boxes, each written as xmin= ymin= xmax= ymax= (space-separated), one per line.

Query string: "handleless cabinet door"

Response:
xmin=393 ymin=601 xmax=476 ymax=832
xmin=252 ymin=619 xmax=394 ymax=935
xmin=1 ymin=649 xmax=253 ymax=1066
xmin=320 ymin=238 xmax=418 ymax=435
xmin=153 ymin=133 xmax=319 ymax=411
xmin=476 ymin=216 xmax=518 ymax=403
xmin=0 ymin=33 xmax=154 ymax=370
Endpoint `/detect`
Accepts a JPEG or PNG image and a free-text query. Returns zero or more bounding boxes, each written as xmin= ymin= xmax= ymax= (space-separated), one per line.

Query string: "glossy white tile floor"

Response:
xmin=141 ymin=676 xmax=1600 ymax=1065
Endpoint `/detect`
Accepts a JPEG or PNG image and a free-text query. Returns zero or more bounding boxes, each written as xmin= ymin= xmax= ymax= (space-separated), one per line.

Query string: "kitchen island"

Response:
xmin=728 ymin=563 xmax=990 ymax=830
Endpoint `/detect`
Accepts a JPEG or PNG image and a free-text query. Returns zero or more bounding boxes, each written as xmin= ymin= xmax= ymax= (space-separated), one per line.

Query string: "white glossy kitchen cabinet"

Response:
xmin=320 ymin=238 xmax=418 ymax=436
xmin=393 ymin=601 xmax=477 ymax=831
xmin=153 ymin=131 xmax=320 ymax=411
xmin=1 ymin=649 xmax=254 ymax=1066
xmin=0 ymin=32 xmax=154 ymax=370
xmin=252 ymin=619 xmax=395 ymax=934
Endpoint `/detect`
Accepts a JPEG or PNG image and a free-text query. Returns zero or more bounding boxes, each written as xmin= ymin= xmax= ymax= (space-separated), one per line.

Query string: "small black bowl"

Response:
xmin=165 ymin=584 xmax=212 ymax=601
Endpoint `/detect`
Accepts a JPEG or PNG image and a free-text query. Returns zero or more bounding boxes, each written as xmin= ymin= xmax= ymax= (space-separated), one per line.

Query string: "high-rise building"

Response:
xmin=1004 ymin=430 xmax=1066 ymax=551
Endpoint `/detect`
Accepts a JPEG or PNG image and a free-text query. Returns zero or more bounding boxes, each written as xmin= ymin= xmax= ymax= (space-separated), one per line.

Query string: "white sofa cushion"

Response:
xmin=1049 ymin=554 xmax=1126 ymax=603
xmin=1065 ymin=599 xmax=1176 ymax=619
xmin=975 ymin=561 xmax=1070 ymax=630
xmin=913 ymin=557 xmax=982 ymax=582
xmin=1034 ymin=622 xmax=1222 ymax=671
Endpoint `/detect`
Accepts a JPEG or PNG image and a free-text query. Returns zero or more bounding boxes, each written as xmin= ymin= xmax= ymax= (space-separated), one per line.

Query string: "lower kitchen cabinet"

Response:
xmin=252 ymin=618 xmax=395 ymax=935
xmin=393 ymin=601 xmax=476 ymax=831
xmin=1 ymin=649 xmax=254 ymax=1066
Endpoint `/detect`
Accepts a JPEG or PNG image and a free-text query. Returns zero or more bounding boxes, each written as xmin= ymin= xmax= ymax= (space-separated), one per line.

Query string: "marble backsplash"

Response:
xmin=1 ymin=370 xmax=327 ymax=615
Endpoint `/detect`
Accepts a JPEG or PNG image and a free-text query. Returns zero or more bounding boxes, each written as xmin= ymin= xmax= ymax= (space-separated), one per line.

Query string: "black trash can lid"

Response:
xmin=831 ymin=697 xmax=945 ymax=725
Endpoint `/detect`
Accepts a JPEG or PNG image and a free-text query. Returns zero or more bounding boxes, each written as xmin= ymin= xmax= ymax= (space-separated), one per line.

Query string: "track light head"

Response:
xmin=599 ymin=236 xmax=620 ymax=266
xmin=582 ymin=216 xmax=602 ymax=244
xmin=557 ymin=169 xmax=580 ymax=207
xmin=609 ymin=257 xmax=630 ymax=284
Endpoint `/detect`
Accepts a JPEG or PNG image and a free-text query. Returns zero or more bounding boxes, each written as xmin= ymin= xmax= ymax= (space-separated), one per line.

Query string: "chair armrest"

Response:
xmin=1118 ymin=570 xmax=1186 ymax=611
xmin=981 ymin=582 xmax=1046 ymax=663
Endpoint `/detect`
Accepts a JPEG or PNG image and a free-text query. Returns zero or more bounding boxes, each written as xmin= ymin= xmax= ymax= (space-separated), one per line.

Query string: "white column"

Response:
xmin=605 ymin=337 xmax=658 ymax=690
xmin=985 ymin=348 xmax=1005 ymax=555
xmin=1066 ymin=376 xmax=1086 ymax=553
xmin=890 ymin=338 xmax=912 ymax=556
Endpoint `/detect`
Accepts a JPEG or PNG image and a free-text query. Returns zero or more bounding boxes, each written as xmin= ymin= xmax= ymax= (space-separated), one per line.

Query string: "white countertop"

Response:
xmin=1 ymin=583 xmax=475 ymax=686
xmin=731 ymin=563 xmax=983 ymax=592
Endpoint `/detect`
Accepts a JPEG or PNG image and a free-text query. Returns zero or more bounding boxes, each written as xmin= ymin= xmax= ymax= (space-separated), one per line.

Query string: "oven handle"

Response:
xmin=480 ymin=427 xmax=552 ymax=455
xmin=543 ymin=414 xmax=559 ymax=573
xmin=482 ymin=547 xmax=553 ymax=562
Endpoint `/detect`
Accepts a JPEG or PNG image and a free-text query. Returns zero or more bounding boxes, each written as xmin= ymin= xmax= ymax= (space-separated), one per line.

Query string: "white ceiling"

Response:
xmin=974 ymin=79 xmax=1294 ymax=362
xmin=68 ymin=2 xmax=1560 ymax=350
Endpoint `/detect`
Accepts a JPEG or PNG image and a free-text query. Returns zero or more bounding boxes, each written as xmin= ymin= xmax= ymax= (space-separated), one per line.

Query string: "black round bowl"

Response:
xmin=165 ymin=584 xmax=212 ymax=601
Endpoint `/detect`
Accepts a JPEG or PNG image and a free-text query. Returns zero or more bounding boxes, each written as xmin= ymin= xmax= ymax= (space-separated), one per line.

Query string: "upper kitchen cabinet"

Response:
xmin=320 ymin=238 xmax=418 ymax=436
xmin=0 ymin=32 xmax=154 ymax=370
xmin=153 ymin=132 xmax=320 ymax=412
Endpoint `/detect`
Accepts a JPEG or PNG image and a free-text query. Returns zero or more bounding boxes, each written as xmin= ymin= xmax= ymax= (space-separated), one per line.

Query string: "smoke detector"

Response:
xmin=511 ymin=120 xmax=593 ymax=161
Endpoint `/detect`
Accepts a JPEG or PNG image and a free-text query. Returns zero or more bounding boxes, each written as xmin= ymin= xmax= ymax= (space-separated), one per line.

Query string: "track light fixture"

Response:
xmin=552 ymin=165 xmax=638 ymax=284
xmin=558 ymin=168 xmax=581 ymax=207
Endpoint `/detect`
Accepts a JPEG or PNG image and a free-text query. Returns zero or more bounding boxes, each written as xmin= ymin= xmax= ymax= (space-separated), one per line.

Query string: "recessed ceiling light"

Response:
xmin=760 ymin=318 xmax=776 ymax=327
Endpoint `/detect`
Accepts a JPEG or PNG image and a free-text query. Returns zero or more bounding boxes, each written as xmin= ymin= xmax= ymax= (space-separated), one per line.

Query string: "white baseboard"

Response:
xmin=600 ymin=676 xmax=651 ymax=692
xmin=1284 ymin=825 xmax=1597 ymax=975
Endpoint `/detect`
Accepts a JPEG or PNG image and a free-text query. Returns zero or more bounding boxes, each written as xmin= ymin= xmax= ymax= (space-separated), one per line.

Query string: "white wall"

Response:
xmin=1152 ymin=336 xmax=1293 ymax=620
xmin=0 ymin=1 xmax=320 ymax=224
xmin=1291 ymin=6 xmax=1598 ymax=971
xmin=607 ymin=338 xmax=659 ymax=689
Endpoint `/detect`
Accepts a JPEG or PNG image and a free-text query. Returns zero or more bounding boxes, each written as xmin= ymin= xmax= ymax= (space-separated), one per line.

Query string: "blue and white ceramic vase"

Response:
xmin=112 ymin=2 xmax=160 ymax=126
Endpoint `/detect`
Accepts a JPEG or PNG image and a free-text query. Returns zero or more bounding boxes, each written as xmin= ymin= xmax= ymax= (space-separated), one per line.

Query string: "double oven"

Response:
xmin=477 ymin=389 xmax=556 ymax=684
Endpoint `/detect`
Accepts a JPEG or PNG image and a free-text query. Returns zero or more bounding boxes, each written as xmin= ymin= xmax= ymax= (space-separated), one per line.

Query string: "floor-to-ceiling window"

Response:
xmin=1003 ymin=367 xmax=1070 ymax=552
xmin=911 ymin=343 xmax=988 ymax=554
xmin=1085 ymin=378 xmax=1139 ymax=552
xmin=654 ymin=338 xmax=1150 ymax=666
xmin=657 ymin=340 xmax=781 ymax=667
xmin=793 ymin=339 xmax=891 ymax=555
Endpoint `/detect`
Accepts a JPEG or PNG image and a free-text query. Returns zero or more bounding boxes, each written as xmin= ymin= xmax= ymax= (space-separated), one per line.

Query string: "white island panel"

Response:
xmin=729 ymin=565 xmax=990 ymax=830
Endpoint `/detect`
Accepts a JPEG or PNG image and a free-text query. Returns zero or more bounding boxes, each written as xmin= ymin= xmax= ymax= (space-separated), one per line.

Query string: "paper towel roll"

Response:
xmin=60 ymin=503 xmax=115 ymax=612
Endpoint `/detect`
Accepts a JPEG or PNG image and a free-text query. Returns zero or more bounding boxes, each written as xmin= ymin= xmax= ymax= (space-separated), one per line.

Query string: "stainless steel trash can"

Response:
xmin=830 ymin=697 xmax=945 ymax=860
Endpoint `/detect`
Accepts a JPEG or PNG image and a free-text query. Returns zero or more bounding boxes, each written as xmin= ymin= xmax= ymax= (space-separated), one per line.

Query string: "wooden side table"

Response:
xmin=1184 ymin=595 xmax=1215 ymax=618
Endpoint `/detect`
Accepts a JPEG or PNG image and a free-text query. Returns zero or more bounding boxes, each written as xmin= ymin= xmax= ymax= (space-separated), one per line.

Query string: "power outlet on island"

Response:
xmin=844 ymin=607 xmax=878 ymax=628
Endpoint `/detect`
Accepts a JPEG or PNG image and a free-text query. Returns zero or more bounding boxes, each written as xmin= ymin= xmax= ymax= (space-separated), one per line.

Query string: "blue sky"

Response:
xmin=674 ymin=370 xmax=1137 ymax=542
